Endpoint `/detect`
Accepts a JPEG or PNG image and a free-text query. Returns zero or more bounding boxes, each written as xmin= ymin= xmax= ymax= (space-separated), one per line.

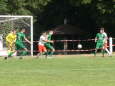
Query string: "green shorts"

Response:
xmin=45 ymin=43 xmax=54 ymax=50
xmin=16 ymin=42 xmax=26 ymax=50
xmin=96 ymin=42 xmax=104 ymax=49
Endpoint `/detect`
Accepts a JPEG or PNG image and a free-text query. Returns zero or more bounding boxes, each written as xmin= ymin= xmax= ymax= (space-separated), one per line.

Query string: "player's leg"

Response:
xmin=101 ymin=48 xmax=104 ymax=57
xmin=4 ymin=42 xmax=12 ymax=59
xmin=104 ymin=43 xmax=111 ymax=56
xmin=15 ymin=42 xmax=27 ymax=58
xmin=45 ymin=43 xmax=55 ymax=56
xmin=37 ymin=45 xmax=43 ymax=57
xmin=48 ymin=46 xmax=55 ymax=56
xmin=105 ymin=48 xmax=111 ymax=56
xmin=101 ymin=43 xmax=105 ymax=57
xmin=8 ymin=43 xmax=16 ymax=57
xmin=94 ymin=42 xmax=100 ymax=56
xmin=37 ymin=45 xmax=47 ymax=58
xmin=44 ymin=43 xmax=50 ymax=56
xmin=18 ymin=44 xmax=28 ymax=59
xmin=42 ymin=45 xmax=47 ymax=58
xmin=15 ymin=42 xmax=21 ymax=56
xmin=8 ymin=44 xmax=12 ymax=57
xmin=21 ymin=44 xmax=28 ymax=56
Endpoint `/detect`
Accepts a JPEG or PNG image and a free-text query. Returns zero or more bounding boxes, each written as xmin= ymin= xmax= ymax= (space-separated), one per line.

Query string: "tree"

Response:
xmin=0 ymin=0 xmax=9 ymax=14
xmin=0 ymin=0 xmax=115 ymax=37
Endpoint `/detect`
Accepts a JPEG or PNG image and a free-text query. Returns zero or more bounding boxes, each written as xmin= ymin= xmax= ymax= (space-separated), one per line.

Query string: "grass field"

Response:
xmin=0 ymin=55 xmax=115 ymax=86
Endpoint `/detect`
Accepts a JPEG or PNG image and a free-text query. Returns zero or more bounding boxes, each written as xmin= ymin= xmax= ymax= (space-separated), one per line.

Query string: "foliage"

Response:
xmin=0 ymin=0 xmax=115 ymax=37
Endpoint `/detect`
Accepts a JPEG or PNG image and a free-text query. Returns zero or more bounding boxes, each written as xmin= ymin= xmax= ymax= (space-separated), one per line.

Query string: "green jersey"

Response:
xmin=47 ymin=34 xmax=52 ymax=40
xmin=45 ymin=34 xmax=52 ymax=44
xmin=45 ymin=34 xmax=54 ymax=50
xmin=16 ymin=32 xmax=25 ymax=43
xmin=96 ymin=33 xmax=105 ymax=43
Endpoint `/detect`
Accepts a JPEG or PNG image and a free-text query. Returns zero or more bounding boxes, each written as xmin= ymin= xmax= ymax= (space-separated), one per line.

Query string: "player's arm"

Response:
xmin=42 ymin=36 xmax=53 ymax=43
xmin=95 ymin=37 xmax=97 ymax=42
xmin=24 ymin=37 xmax=31 ymax=44
xmin=43 ymin=39 xmax=53 ymax=43
xmin=95 ymin=33 xmax=98 ymax=42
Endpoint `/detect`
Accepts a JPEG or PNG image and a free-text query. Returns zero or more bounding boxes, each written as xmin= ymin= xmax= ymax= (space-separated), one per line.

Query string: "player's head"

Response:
xmin=100 ymin=27 xmax=105 ymax=33
xmin=48 ymin=30 xmax=54 ymax=35
xmin=12 ymin=29 xmax=16 ymax=34
xmin=42 ymin=32 xmax=47 ymax=36
xmin=99 ymin=29 xmax=103 ymax=34
xmin=21 ymin=28 xmax=26 ymax=33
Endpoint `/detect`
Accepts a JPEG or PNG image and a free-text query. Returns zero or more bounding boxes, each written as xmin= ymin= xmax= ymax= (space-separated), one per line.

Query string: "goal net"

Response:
xmin=0 ymin=15 xmax=33 ymax=56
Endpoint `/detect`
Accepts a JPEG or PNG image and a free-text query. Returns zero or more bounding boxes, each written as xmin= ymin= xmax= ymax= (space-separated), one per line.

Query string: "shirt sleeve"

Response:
xmin=95 ymin=33 xmax=98 ymax=38
xmin=22 ymin=33 xmax=26 ymax=39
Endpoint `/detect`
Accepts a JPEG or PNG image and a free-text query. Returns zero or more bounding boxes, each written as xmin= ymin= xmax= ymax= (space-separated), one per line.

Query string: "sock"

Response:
xmin=47 ymin=51 xmax=50 ymax=55
xmin=94 ymin=50 xmax=97 ymax=56
xmin=101 ymin=50 xmax=105 ymax=57
xmin=49 ymin=52 xmax=54 ymax=56
xmin=8 ymin=52 xmax=14 ymax=57
xmin=44 ymin=52 xmax=48 ymax=56
xmin=20 ymin=51 xmax=27 ymax=56
xmin=22 ymin=51 xmax=28 ymax=56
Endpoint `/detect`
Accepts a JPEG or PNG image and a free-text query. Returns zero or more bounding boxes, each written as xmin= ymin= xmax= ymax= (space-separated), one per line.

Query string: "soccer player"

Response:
xmin=38 ymin=32 xmax=53 ymax=58
xmin=94 ymin=28 xmax=105 ymax=57
xmin=5 ymin=29 xmax=17 ymax=59
xmin=45 ymin=30 xmax=55 ymax=57
xmin=101 ymin=28 xmax=111 ymax=56
xmin=15 ymin=28 xmax=31 ymax=58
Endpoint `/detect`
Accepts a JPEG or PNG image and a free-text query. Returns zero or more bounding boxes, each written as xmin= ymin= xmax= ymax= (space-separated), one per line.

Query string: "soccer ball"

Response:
xmin=77 ymin=44 xmax=82 ymax=49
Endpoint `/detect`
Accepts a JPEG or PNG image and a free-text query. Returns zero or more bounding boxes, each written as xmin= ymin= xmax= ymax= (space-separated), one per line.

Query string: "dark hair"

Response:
xmin=41 ymin=32 xmax=46 ymax=35
xmin=11 ymin=29 xmax=16 ymax=32
xmin=20 ymin=28 xmax=25 ymax=31
xmin=100 ymin=27 xmax=104 ymax=30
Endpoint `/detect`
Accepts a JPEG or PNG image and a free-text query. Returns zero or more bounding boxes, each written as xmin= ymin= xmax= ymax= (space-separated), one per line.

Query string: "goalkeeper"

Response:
xmin=5 ymin=30 xmax=17 ymax=59
xmin=15 ymin=28 xmax=31 ymax=57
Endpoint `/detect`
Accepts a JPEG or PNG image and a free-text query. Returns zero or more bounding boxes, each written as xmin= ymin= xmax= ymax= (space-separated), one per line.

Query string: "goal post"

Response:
xmin=109 ymin=37 xmax=113 ymax=55
xmin=30 ymin=16 xmax=33 ymax=56
xmin=0 ymin=15 xmax=33 ymax=56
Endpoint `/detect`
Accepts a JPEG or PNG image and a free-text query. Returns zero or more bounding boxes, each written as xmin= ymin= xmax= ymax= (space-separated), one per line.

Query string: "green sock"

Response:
xmin=8 ymin=52 xmax=14 ymax=57
xmin=49 ymin=52 xmax=54 ymax=56
xmin=101 ymin=50 xmax=104 ymax=54
xmin=101 ymin=50 xmax=105 ymax=56
xmin=44 ymin=52 xmax=48 ymax=56
xmin=94 ymin=50 xmax=97 ymax=56
xmin=47 ymin=51 xmax=50 ymax=55
xmin=22 ymin=51 xmax=28 ymax=56
xmin=19 ymin=51 xmax=27 ymax=56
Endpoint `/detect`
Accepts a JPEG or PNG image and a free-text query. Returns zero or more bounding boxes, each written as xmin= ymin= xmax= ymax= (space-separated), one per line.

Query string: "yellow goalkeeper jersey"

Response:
xmin=6 ymin=33 xmax=17 ymax=43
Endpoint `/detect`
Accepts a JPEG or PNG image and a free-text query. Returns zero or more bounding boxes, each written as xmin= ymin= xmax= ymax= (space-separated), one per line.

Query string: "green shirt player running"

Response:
xmin=16 ymin=29 xmax=31 ymax=58
xmin=94 ymin=28 xmax=105 ymax=57
xmin=45 ymin=30 xmax=55 ymax=56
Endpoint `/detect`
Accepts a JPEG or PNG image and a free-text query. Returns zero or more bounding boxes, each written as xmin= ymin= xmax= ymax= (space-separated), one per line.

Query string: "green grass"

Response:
xmin=0 ymin=55 xmax=115 ymax=86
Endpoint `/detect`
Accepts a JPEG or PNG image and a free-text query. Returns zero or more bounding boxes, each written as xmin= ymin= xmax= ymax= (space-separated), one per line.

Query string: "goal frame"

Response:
xmin=0 ymin=15 xmax=33 ymax=56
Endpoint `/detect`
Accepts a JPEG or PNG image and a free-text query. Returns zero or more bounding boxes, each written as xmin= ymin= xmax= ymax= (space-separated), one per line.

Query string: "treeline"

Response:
xmin=0 ymin=0 xmax=115 ymax=37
